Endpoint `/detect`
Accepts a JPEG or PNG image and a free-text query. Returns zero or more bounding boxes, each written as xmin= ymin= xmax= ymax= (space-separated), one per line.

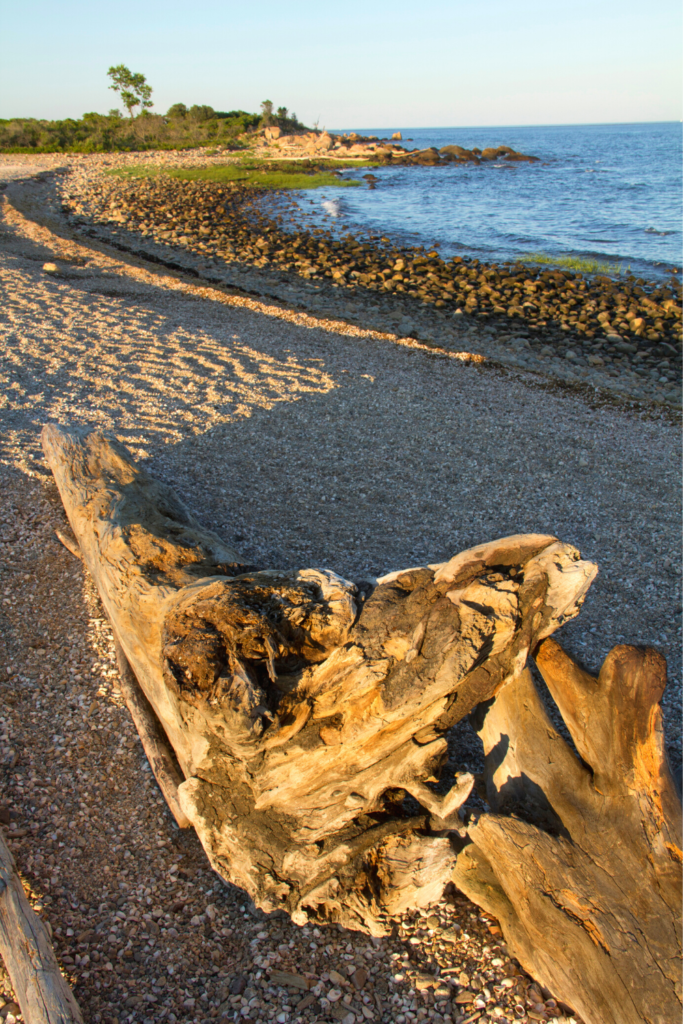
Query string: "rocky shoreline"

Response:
xmin=53 ymin=159 xmax=681 ymax=409
xmin=258 ymin=128 xmax=539 ymax=166
xmin=1 ymin=153 xmax=680 ymax=1024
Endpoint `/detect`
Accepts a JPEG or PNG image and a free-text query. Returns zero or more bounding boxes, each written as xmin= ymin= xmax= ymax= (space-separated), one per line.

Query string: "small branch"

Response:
xmin=55 ymin=524 xmax=189 ymax=827
xmin=54 ymin=529 xmax=83 ymax=562
xmin=113 ymin=639 xmax=190 ymax=828
xmin=0 ymin=830 xmax=83 ymax=1024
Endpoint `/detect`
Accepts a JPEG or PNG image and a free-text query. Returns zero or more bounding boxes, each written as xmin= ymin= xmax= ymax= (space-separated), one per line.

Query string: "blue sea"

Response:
xmin=301 ymin=122 xmax=682 ymax=280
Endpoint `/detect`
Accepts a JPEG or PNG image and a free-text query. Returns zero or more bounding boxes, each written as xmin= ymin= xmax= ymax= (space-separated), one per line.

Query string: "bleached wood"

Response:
xmin=52 ymin=525 xmax=190 ymax=828
xmin=41 ymin=423 xmax=597 ymax=934
xmin=112 ymin=638 xmax=190 ymax=828
xmin=453 ymin=641 xmax=682 ymax=1024
xmin=0 ymin=830 xmax=82 ymax=1024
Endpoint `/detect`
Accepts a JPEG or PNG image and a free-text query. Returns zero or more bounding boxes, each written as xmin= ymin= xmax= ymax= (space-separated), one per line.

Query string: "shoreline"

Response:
xmin=32 ymin=151 xmax=681 ymax=410
xmin=0 ymin=152 xmax=680 ymax=1024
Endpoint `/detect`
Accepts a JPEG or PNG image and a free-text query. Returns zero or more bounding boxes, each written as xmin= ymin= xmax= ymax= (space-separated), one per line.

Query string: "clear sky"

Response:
xmin=2 ymin=0 xmax=681 ymax=127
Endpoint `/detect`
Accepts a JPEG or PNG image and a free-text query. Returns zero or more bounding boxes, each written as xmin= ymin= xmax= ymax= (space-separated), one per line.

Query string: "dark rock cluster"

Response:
xmin=63 ymin=174 xmax=682 ymax=376
xmin=398 ymin=145 xmax=538 ymax=166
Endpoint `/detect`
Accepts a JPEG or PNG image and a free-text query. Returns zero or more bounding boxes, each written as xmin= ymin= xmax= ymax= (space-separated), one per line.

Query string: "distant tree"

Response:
xmin=108 ymin=108 xmax=123 ymax=119
xmin=260 ymin=99 xmax=275 ymax=126
xmin=276 ymin=106 xmax=288 ymax=120
xmin=188 ymin=104 xmax=215 ymax=122
xmin=107 ymin=65 xmax=153 ymax=118
xmin=166 ymin=103 xmax=187 ymax=119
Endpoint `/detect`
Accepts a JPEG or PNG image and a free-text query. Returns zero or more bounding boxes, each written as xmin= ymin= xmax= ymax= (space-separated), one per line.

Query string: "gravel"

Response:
xmin=0 ymin=155 xmax=680 ymax=1024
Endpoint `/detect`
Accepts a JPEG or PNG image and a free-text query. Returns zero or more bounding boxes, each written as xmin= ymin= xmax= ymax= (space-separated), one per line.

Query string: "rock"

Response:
xmin=411 ymin=148 xmax=441 ymax=164
xmin=329 ymin=969 xmax=347 ymax=987
xmin=351 ymin=968 xmax=368 ymax=990
xmin=270 ymin=970 xmax=310 ymax=990
xmin=296 ymin=994 xmax=318 ymax=1011
xmin=415 ymin=973 xmax=436 ymax=990
xmin=327 ymin=987 xmax=343 ymax=1001
xmin=439 ymin=145 xmax=474 ymax=160
xmin=426 ymin=914 xmax=441 ymax=929
xmin=43 ymin=262 xmax=59 ymax=273
xmin=392 ymin=132 xmax=402 ymax=140
xmin=587 ymin=354 xmax=604 ymax=366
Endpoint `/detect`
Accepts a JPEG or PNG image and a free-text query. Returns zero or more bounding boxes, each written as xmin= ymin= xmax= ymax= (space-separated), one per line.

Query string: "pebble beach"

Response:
xmin=0 ymin=152 xmax=680 ymax=1024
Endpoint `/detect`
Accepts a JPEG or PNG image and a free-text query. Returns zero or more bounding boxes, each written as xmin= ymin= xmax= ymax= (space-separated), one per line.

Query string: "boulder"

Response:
xmin=411 ymin=148 xmax=441 ymax=164
xmin=439 ymin=145 xmax=474 ymax=160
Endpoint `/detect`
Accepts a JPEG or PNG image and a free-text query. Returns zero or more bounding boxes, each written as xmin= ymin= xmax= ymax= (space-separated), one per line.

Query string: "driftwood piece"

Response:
xmin=42 ymin=423 xmax=597 ymax=933
xmin=54 ymin=526 xmax=190 ymax=828
xmin=0 ymin=829 xmax=83 ymax=1024
xmin=453 ymin=639 xmax=682 ymax=1024
xmin=112 ymin=638 xmax=190 ymax=828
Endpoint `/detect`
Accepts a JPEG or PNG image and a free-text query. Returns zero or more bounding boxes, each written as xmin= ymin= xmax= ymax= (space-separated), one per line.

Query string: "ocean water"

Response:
xmin=302 ymin=122 xmax=682 ymax=280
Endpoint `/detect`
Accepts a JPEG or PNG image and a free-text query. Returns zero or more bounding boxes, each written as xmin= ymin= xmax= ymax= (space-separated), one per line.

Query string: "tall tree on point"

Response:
xmin=107 ymin=65 xmax=153 ymax=118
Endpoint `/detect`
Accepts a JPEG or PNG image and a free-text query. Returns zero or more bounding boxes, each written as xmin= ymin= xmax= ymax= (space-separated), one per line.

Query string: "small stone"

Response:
xmin=328 ymin=988 xmax=343 ymax=1002
xmin=351 ymin=967 xmax=368 ymax=990
xmin=578 ymin=457 xmax=589 ymax=468
xmin=329 ymin=969 xmax=347 ymax=986
xmin=426 ymin=914 xmax=440 ymax=929
xmin=230 ymin=974 xmax=247 ymax=995
xmin=43 ymin=262 xmax=59 ymax=273
xmin=587 ymin=354 xmax=604 ymax=366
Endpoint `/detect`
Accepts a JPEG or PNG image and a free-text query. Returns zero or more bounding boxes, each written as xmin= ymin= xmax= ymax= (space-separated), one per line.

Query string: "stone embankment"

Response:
xmin=258 ymin=128 xmax=537 ymax=165
xmin=60 ymin=169 xmax=682 ymax=407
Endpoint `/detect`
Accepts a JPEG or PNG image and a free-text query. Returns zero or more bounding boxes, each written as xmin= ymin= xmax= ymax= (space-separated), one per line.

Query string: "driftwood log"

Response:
xmin=0 ymin=829 xmax=82 ymax=1024
xmin=453 ymin=640 xmax=682 ymax=1024
xmin=41 ymin=423 xmax=597 ymax=934
xmin=112 ymin=639 xmax=191 ymax=829
xmin=54 ymin=528 xmax=190 ymax=828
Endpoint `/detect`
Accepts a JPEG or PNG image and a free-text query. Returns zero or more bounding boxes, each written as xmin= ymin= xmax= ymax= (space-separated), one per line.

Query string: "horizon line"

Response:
xmin=328 ymin=119 xmax=682 ymax=131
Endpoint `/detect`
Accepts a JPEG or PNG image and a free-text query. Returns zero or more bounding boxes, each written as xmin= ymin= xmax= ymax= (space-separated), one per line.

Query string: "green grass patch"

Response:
xmin=524 ymin=251 xmax=628 ymax=276
xmin=108 ymin=160 xmax=361 ymax=189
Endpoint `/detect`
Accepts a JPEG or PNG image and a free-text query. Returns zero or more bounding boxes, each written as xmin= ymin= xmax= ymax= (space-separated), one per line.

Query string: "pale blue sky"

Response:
xmin=2 ymin=0 xmax=681 ymax=127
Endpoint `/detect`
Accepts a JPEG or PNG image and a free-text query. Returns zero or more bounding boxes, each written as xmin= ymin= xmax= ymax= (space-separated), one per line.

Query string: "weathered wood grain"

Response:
xmin=0 ymin=829 xmax=82 ymax=1024
xmin=112 ymin=638 xmax=190 ymax=829
xmin=453 ymin=641 xmax=682 ymax=1024
xmin=41 ymin=423 xmax=597 ymax=934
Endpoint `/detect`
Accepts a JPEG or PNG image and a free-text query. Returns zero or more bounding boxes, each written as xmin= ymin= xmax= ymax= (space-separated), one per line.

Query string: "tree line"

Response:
xmin=0 ymin=66 xmax=305 ymax=153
